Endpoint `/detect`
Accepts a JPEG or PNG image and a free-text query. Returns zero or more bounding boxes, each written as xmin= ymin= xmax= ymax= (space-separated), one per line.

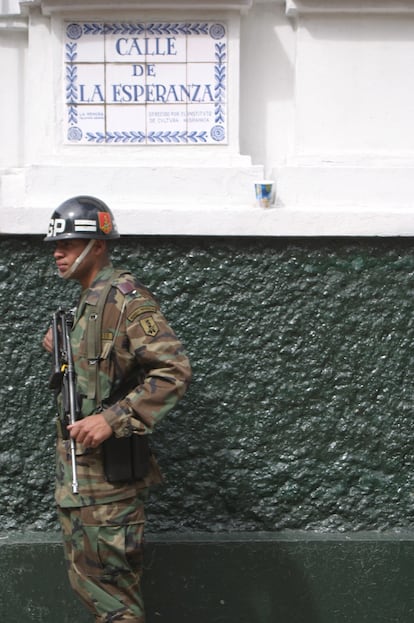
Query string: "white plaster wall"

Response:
xmin=0 ymin=0 xmax=21 ymax=13
xmin=240 ymin=0 xmax=295 ymax=171
xmin=0 ymin=29 xmax=26 ymax=168
xmin=270 ymin=4 xmax=414 ymax=224
xmin=241 ymin=1 xmax=414 ymax=232
xmin=294 ymin=14 xmax=414 ymax=160
xmin=1 ymin=0 xmax=414 ymax=236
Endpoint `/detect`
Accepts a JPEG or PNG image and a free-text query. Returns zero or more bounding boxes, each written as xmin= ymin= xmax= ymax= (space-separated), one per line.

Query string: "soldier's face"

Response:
xmin=53 ymin=239 xmax=91 ymax=280
xmin=53 ymin=238 xmax=108 ymax=288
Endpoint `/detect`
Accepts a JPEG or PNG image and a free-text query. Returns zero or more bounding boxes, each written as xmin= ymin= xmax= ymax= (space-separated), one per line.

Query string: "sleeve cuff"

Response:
xmin=102 ymin=401 xmax=149 ymax=437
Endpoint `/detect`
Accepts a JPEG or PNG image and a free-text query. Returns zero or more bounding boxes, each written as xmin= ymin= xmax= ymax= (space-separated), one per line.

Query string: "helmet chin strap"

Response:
xmin=60 ymin=239 xmax=96 ymax=280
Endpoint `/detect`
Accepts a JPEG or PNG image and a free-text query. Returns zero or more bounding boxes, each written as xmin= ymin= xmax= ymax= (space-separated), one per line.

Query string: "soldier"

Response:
xmin=42 ymin=196 xmax=192 ymax=623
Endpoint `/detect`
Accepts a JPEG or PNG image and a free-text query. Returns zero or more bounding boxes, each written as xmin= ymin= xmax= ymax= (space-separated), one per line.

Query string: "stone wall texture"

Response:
xmin=1 ymin=236 xmax=414 ymax=534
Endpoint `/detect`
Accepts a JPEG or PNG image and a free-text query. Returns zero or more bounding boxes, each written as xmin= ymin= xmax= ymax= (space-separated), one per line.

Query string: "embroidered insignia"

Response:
xmin=128 ymin=304 xmax=158 ymax=322
xmin=98 ymin=212 xmax=113 ymax=235
xmin=102 ymin=331 xmax=114 ymax=341
xmin=140 ymin=316 xmax=159 ymax=337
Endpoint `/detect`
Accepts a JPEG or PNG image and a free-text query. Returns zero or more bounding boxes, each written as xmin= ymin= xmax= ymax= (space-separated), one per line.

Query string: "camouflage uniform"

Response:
xmin=56 ymin=263 xmax=191 ymax=622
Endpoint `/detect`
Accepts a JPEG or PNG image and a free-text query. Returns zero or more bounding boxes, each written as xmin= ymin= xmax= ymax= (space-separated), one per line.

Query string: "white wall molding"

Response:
xmin=286 ymin=0 xmax=414 ymax=16
xmin=0 ymin=14 xmax=26 ymax=27
xmin=19 ymin=0 xmax=253 ymax=15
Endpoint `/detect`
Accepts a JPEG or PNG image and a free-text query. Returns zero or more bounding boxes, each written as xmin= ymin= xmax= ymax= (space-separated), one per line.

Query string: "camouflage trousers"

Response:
xmin=58 ymin=491 xmax=148 ymax=623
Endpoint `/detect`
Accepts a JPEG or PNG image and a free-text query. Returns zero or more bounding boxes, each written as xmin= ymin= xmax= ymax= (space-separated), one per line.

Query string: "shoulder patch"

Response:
xmin=128 ymin=303 xmax=158 ymax=323
xmin=139 ymin=316 xmax=159 ymax=337
xmin=115 ymin=281 xmax=136 ymax=296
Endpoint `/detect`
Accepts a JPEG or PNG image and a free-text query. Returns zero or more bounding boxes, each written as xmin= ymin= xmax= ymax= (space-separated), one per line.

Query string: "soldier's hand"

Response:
xmin=42 ymin=327 xmax=53 ymax=353
xmin=67 ymin=414 xmax=112 ymax=448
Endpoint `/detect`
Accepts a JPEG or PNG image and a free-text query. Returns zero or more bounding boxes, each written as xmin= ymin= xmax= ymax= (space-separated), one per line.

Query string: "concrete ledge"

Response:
xmin=5 ymin=163 xmax=414 ymax=237
xmin=1 ymin=531 xmax=414 ymax=622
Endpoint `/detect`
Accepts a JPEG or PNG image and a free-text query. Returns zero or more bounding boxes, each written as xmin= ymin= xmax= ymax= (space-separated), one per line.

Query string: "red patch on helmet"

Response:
xmin=98 ymin=212 xmax=113 ymax=235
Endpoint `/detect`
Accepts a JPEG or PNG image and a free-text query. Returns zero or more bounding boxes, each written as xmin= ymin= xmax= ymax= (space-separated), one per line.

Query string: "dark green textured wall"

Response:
xmin=1 ymin=236 xmax=414 ymax=534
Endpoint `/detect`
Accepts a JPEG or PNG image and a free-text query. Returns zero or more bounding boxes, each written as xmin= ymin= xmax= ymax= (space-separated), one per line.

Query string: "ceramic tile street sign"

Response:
xmin=64 ymin=21 xmax=227 ymax=145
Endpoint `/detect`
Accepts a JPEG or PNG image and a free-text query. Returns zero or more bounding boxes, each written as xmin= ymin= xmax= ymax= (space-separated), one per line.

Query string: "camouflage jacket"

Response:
xmin=55 ymin=263 xmax=192 ymax=507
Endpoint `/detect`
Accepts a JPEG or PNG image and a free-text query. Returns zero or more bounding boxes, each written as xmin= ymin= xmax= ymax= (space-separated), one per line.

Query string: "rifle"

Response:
xmin=49 ymin=308 xmax=79 ymax=494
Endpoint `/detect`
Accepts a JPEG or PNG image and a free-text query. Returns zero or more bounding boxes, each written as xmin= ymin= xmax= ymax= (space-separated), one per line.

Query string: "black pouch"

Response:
xmin=103 ymin=435 xmax=150 ymax=483
xmin=56 ymin=417 xmax=70 ymax=441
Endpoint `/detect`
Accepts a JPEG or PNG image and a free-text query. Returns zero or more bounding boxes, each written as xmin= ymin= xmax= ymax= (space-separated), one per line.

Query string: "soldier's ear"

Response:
xmin=93 ymin=239 xmax=108 ymax=256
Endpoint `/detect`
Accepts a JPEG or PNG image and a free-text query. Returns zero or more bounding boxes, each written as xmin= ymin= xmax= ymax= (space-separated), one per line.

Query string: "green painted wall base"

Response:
xmin=1 ymin=532 xmax=413 ymax=622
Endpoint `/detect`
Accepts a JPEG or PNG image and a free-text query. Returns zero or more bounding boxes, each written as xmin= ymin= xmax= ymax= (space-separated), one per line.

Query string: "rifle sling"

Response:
xmin=85 ymin=269 xmax=131 ymax=403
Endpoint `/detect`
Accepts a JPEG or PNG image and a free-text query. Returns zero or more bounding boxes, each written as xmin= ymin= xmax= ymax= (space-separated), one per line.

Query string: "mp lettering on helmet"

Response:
xmin=48 ymin=218 xmax=66 ymax=238
xmin=98 ymin=212 xmax=113 ymax=235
